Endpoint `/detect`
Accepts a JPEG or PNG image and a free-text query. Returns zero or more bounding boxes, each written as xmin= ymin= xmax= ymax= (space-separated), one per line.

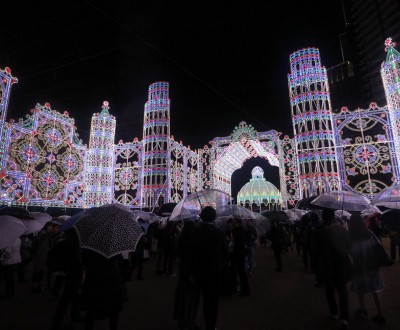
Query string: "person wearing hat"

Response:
xmin=185 ymin=206 xmax=229 ymax=330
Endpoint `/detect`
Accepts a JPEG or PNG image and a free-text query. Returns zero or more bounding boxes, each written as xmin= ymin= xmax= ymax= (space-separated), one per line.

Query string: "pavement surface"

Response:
xmin=1 ymin=237 xmax=399 ymax=330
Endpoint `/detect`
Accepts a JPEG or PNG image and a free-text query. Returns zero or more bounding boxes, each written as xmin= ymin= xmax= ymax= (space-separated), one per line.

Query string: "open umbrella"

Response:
xmin=131 ymin=210 xmax=161 ymax=223
xmin=156 ymin=202 xmax=177 ymax=216
xmin=0 ymin=215 xmax=27 ymax=249
xmin=296 ymin=195 xmax=319 ymax=210
xmin=250 ymin=211 xmax=270 ymax=236
xmin=0 ymin=206 xmax=34 ymax=219
xmin=311 ymin=191 xmax=371 ymax=212
xmin=169 ymin=189 xmax=232 ymax=221
xmin=215 ymin=205 xmax=256 ymax=220
xmin=371 ymin=184 xmax=400 ymax=208
xmin=284 ymin=208 xmax=309 ymax=221
xmin=73 ymin=203 xmax=144 ymax=258
xmin=261 ymin=210 xmax=291 ymax=224
xmin=20 ymin=211 xmax=52 ymax=235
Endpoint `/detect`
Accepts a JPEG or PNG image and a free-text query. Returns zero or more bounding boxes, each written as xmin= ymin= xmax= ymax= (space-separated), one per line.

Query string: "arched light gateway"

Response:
xmin=210 ymin=122 xmax=288 ymax=205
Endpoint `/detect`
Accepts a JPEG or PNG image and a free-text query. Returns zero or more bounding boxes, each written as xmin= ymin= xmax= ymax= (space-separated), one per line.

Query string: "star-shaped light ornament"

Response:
xmin=385 ymin=37 xmax=397 ymax=52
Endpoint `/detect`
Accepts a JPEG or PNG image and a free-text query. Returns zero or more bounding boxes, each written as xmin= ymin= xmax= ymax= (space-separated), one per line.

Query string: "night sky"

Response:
xmin=2 ymin=1 xmax=345 ymax=196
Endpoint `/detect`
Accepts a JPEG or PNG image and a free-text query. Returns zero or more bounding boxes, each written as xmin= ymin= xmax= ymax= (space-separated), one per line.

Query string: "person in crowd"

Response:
xmin=149 ymin=220 xmax=165 ymax=275
xmin=185 ymin=206 xmax=228 ymax=330
xmin=31 ymin=222 xmax=54 ymax=293
xmin=51 ymin=228 xmax=84 ymax=330
xmin=389 ymin=228 xmax=400 ymax=262
xmin=81 ymin=249 xmax=128 ymax=330
xmin=267 ymin=219 xmax=290 ymax=272
xmin=131 ymin=230 xmax=147 ymax=280
xmin=307 ymin=211 xmax=324 ymax=286
xmin=245 ymin=218 xmax=258 ymax=275
xmin=299 ymin=213 xmax=311 ymax=270
xmin=17 ymin=234 xmax=34 ymax=283
xmin=221 ymin=218 xmax=237 ymax=296
xmin=231 ymin=218 xmax=251 ymax=295
xmin=160 ymin=220 xmax=177 ymax=276
xmin=174 ymin=220 xmax=201 ymax=330
xmin=368 ymin=213 xmax=383 ymax=242
xmin=348 ymin=214 xmax=388 ymax=324
xmin=316 ymin=208 xmax=352 ymax=330
xmin=0 ymin=238 xmax=21 ymax=299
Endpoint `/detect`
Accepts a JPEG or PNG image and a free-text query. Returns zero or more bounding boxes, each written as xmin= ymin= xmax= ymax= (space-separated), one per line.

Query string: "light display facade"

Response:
xmin=288 ymin=48 xmax=341 ymax=198
xmin=141 ymin=82 xmax=170 ymax=208
xmin=83 ymin=101 xmax=116 ymax=207
xmin=381 ymin=37 xmax=400 ymax=172
xmin=1 ymin=40 xmax=400 ymax=209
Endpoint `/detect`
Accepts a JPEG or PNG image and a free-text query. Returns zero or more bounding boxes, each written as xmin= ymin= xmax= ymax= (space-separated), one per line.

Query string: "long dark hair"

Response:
xmin=348 ymin=214 xmax=370 ymax=241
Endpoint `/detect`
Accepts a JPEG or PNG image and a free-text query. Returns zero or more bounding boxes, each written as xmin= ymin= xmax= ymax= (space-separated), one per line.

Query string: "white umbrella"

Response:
xmin=131 ymin=210 xmax=161 ymax=223
xmin=20 ymin=212 xmax=52 ymax=235
xmin=170 ymin=189 xmax=232 ymax=221
xmin=311 ymin=191 xmax=371 ymax=212
xmin=215 ymin=205 xmax=256 ymax=220
xmin=0 ymin=215 xmax=27 ymax=249
xmin=371 ymin=184 xmax=400 ymax=208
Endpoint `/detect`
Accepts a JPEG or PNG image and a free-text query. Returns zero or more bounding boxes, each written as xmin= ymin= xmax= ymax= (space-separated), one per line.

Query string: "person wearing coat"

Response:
xmin=1 ymin=238 xmax=21 ymax=299
xmin=316 ymin=208 xmax=352 ymax=330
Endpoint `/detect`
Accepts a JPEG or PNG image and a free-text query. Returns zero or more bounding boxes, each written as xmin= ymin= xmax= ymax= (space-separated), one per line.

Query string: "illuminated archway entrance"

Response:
xmin=207 ymin=122 xmax=290 ymax=207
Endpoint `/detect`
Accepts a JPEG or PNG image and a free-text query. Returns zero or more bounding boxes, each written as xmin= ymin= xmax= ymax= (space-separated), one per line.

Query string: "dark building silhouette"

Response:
xmin=327 ymin=0 xmax=400 ymax=112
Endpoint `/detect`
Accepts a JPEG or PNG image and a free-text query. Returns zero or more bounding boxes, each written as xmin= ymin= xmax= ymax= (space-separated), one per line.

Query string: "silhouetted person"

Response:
xmin=231 ymin=218 xmax=250 ymax=295
xmin=316 ymin=208 xmax=352 ymax=330
xmin=267 ymin=219 xmax=290 ymax=272
xmin=186 ymin=206 xmax=228 ymax=330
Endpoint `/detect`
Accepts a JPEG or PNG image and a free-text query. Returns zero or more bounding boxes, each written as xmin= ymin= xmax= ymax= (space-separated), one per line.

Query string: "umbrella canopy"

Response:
xmin=20 ymin=211 xmax=53 ymax=235
xmin=250 ymin=211 xmax=270 ymax=236
xmin=0 ymin=206 xmax=34 ymax=219
xmin=371 ymin=184 xmax=400 ymax=208
xmin=156 ymin=202 xmax=178 ymax=216
xmin=131 ymin=210 xmax=161 ymax=223
xmin=284 ymin=208 xmax=309 ymax=221
xmin=60 ymin=210 xmax=87 ymax=232
xmin=0 ymin=215 xmax=27 ymax=249
xmin=73 ymin=203 xmax=144 ymax=258
xmin=216 ymin=205 xmax=256 ymax=220
xmin=296 ymin=195 xmax=319 ymax=210
xmin=169 ymin=189 xmax=232 ymax=221
xmin=311 ymin=191 xmax=371 ymax=212
xmin=261 ymin=210 xmax=290 ymax=222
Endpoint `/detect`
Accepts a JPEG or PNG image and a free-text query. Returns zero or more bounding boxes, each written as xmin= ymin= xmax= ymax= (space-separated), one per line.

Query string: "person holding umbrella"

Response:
xmin=0 ymin=238 xmax=21 ymax=299
xmin=184 ymin=206 xmax=229 ymax=330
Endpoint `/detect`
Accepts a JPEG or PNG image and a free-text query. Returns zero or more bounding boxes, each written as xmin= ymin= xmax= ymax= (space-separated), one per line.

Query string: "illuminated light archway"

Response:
xmin=207 ymin=121 xmax=290 ymax=206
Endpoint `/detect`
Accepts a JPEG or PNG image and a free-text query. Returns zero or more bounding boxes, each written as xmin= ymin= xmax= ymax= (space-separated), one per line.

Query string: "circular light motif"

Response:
xmin=119 ymin=168 xmax=133 ymax=185
xmin=45 ymin=128 xmax=62 ymax=147
xmin=42 ymin=172 xmax=57 ymax=189
xmin=355 ymin=145 xmax=378 ymax=165
xmin=63 ymin=154 xmax=77 ymax=171
xmin=22 ymin=144 xmax=39 ymax=162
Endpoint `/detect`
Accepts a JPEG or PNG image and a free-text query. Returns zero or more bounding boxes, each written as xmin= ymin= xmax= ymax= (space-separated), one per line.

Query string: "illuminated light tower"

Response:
xmin=0 ymin=67 xmax=18 ymax=169
xmin=141 ymin=82 xmax=170 ymax=208
xmin=381 ymin=37 xmax=400 ymax=172
xmin=83 ymin=101 xmax=116 ymax=207
xmin=288 ymin=48 xmax=341 ymax=198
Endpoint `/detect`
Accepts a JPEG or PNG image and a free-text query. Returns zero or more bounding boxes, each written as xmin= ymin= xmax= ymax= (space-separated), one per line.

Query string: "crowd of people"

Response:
xmin=0 ymin=205 xmax=397 ymax=330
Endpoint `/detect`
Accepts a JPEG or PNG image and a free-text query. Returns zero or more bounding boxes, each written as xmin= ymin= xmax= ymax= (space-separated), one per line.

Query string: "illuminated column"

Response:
xmin=83 ymin=101 xmax=116 ymax=207
xmin=288 ymin=48 xmax=341 ymax=198
xmin=141 ymin=82 xmax=170 ymax=208
xmin=0 ymin=67 xmax=18 ymax=169
xmin=381 ymin=37 xmax=400 ymax=167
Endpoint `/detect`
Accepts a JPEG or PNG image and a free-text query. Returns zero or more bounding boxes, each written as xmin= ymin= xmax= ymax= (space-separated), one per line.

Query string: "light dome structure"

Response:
xmin=237 ymin=167 xmax=283 ymax=207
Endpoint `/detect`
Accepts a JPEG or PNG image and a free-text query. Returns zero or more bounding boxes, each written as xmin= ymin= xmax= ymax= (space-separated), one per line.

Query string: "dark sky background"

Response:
xmin=2 ymin=0 xmax=345 ymax=197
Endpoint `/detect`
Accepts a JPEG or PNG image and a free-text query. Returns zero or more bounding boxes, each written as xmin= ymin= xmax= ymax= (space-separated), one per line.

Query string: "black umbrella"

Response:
xmin=155 ymin=202 xmax=177 ymax=216
xmin=296 ymin=195 xmax=319 ymax=210
xmin=73 ymin=203 xmax=144 ymax=258
xmin=261 ymin=210 xmax=292 ymax=224
xmin=0 ymin=206 xmax=34 ymax=219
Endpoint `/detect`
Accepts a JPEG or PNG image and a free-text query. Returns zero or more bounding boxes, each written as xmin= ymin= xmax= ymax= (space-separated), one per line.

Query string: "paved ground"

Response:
xmin=1 ymin=237 xmax=399 ymax=330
